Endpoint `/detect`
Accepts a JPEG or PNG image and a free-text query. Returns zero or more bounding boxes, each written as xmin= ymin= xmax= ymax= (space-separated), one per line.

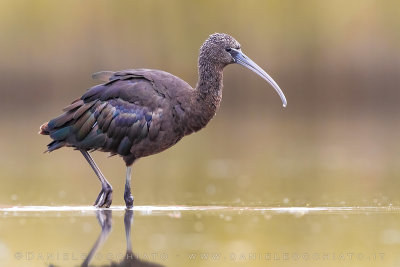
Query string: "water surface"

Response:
xmin=0 ymin=205 xmax=399 ymax=266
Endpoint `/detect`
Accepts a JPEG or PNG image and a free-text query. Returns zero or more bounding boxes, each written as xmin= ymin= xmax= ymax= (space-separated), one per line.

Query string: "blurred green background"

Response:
xmin=1 ymin=0 xmax=400 ymax=207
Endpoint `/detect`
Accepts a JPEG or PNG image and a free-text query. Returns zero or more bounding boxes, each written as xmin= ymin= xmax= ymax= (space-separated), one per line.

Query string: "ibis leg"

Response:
xmin=80 ymin=150 xmax=113 ymax=208
xmin=124 ymin=166 xmax=134 ymax=208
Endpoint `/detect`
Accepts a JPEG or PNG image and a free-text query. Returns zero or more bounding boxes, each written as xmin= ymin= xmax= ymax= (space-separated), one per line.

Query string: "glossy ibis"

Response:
xmin=39 ymin=33 xmax=287 ymax=208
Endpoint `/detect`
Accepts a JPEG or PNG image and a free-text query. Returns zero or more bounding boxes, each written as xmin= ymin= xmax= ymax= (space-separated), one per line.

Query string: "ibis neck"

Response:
xmin=186 ymin=60 xmax=224 ymax=133
xmin=196 ymin=60 xmax=224 ymax=101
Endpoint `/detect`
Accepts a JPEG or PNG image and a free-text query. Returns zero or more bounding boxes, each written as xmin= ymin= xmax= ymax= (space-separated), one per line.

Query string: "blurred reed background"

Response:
xmin=1 ymin=0 xmax=400 ymax=207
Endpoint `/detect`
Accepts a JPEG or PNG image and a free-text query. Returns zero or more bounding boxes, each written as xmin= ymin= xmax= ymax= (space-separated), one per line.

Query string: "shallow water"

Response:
xmin=1 ymin=206 xmax=400 ymax=267
xmin=1 ymin=1 xmax=400 ymax=266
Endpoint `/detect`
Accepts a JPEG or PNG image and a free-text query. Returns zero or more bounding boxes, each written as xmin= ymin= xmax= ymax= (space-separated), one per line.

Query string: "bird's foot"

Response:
xmin=94 ymin=185 xmax=113 ymax=208
xmin=124 ymin=192 xmax=134 ymax=209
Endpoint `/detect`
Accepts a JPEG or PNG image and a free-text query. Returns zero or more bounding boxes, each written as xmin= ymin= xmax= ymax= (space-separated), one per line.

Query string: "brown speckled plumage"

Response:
xmin=39 ymin=33 xmax=286 ymax=208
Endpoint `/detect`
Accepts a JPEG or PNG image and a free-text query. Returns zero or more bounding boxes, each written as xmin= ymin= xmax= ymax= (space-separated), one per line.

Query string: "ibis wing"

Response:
xmin=94 ymin=98 xmax=162 ymax=155
xmin=45 ymin=71 xmax=166 ymax=154
xmin=83 ymin=70 xmax=165 ymax=108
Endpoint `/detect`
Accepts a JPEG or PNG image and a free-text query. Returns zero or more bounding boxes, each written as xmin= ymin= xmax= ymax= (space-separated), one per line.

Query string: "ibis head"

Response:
xmin=200 ymin=33 xmax=287 ymax=107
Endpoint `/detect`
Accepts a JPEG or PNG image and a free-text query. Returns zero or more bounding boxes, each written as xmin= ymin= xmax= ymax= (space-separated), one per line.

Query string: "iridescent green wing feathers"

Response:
xmin=43 ymin=71 xmax=164 ymax=155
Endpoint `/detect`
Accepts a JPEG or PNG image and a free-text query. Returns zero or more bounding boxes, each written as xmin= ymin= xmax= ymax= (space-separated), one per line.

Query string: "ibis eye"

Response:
xmin=225 ymin=47 xmax=232 ymax=52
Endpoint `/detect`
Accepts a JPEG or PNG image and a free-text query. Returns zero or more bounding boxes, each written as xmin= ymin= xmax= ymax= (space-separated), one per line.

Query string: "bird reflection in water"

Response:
xmin=81 ymin=209 xmax=165 ymax=267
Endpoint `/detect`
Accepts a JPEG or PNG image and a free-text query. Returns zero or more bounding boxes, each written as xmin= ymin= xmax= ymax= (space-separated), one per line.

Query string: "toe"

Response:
xmin=94 ymin=189 xmax=105 ymax=207
xmin=125 ymin=195 xmax=134 ymax=208
xmin=104 ymin=191 xmax=113 ymax=208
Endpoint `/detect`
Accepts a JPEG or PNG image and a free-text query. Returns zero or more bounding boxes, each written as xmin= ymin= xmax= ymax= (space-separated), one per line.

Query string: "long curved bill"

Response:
xmin=231 ymin=48 xmax=287 ymax=107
